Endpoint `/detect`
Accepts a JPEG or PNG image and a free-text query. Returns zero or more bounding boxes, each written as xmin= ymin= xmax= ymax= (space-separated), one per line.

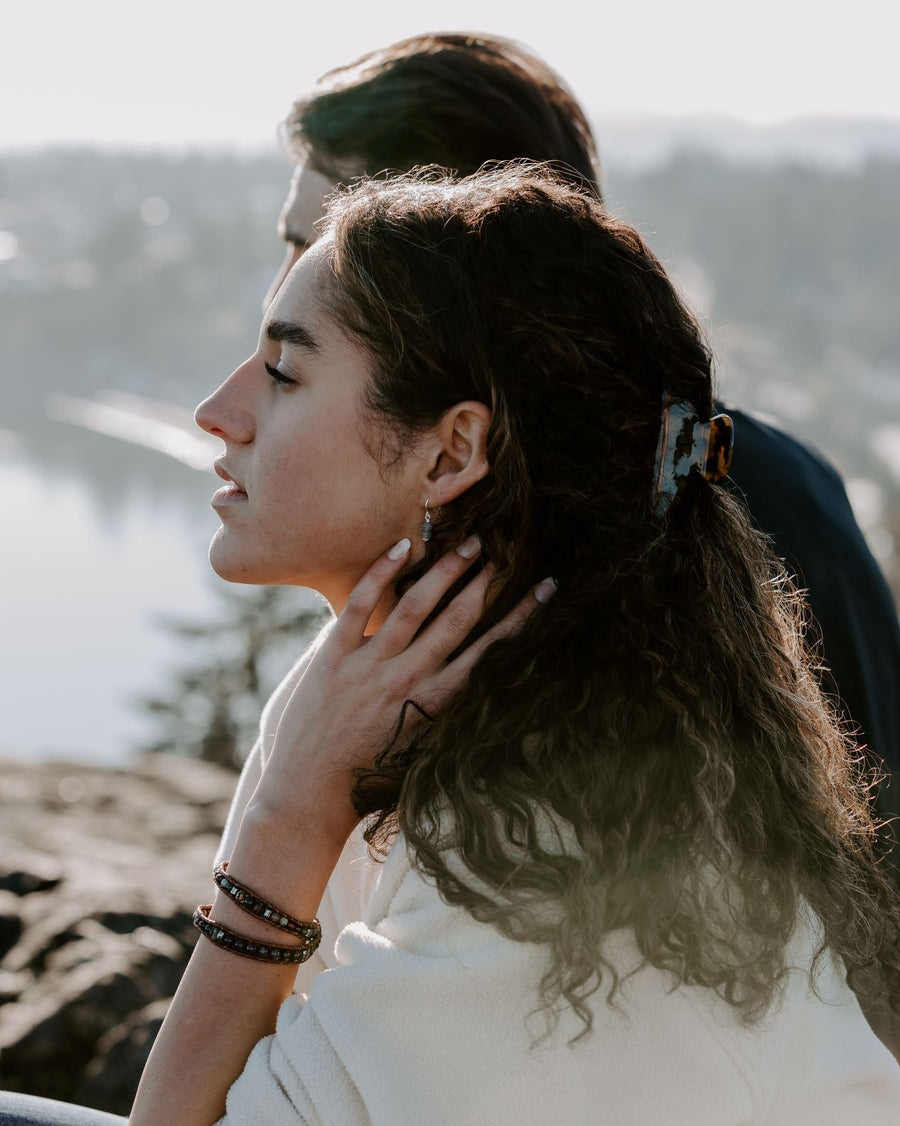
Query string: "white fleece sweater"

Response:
xmin=214 ymin=643 xmax=900 ymax=1125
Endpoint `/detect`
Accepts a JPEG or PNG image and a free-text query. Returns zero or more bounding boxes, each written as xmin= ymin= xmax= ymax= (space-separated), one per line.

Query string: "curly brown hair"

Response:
xmin=318 ymin=164 xmax=900 ymax=1033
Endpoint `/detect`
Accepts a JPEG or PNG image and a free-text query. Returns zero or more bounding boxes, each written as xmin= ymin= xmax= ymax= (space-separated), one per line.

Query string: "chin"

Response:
xmin=208 ymin=557 xmax=261 ymax=585
xmin=206 ymin=536 xmax=328 ymax=596
xmin=207 ymin=532 xmax=269 ymax=585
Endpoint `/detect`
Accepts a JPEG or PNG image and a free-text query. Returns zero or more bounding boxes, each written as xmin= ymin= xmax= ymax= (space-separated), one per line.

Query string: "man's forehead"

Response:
xmin=279 ymin=161 xmax=339 ymax=248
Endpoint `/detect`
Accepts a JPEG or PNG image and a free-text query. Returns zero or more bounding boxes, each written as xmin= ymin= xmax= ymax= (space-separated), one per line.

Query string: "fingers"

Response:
xmin=333 ymin=537 xmax=412 ymax=646
xmin=438 ymin=577 xmax=556 ymax=687
xmin=406 ymin=563 xmax=495 ymax=666
xmin=374 ymin=535 xmax=486 ymax=655
xmin=334 ymin=531 xmax=556 ymax=722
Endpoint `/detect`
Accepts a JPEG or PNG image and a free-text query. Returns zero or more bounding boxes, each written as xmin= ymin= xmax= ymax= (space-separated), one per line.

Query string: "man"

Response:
xmin=262 ymin=34 xmax=599 ymax=308
xmin=263 ymin=32 xmax=900 ymax=833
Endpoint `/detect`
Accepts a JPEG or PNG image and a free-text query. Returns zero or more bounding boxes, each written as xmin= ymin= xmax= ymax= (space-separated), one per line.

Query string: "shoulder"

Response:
xmin=223 ymin=853 xmax=900 ymax=1124
xmin=720 ymin=402 xmax=851 ymax=512
xmin=271 ymin=843 xmax=758 ymax=1124
xmin=718 ymin=402 xmax=899 ymax=640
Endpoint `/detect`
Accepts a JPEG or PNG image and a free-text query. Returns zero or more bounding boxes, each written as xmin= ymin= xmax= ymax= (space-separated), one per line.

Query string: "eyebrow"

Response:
xmin=266 ymin=319 xmax=321 ymax=353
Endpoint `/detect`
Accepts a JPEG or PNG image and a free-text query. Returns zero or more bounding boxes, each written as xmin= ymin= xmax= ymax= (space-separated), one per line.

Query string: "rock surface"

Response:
xmin=0 ymin=753 xmax=236 ymax=1114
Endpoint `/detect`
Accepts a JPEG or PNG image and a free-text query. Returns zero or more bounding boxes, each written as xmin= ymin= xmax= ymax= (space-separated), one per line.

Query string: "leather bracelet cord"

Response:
xmin=214 ymin=861 xmax=322 ymax=946
xmin=193 ymin=905 xmax=317 ymax=965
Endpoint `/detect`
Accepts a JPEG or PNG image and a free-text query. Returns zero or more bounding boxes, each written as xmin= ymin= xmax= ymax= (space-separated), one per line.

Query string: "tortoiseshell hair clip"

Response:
xmin=651 ymin=393 xmax=734 ymax=516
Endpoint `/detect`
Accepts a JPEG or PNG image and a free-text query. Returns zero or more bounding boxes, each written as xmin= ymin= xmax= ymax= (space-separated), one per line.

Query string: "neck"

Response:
xmin=321 ymin=582 xmax=401 ymax=637
xmin=319 ymin=539 xmax=426 ymax=635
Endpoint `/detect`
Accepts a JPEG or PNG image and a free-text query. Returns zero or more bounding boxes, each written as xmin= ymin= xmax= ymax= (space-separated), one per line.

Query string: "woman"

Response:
xmin=5 ymin=164 xmax=897 ymax=1125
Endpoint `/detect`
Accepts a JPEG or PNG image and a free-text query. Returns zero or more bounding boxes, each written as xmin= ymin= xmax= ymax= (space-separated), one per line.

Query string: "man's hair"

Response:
xmin=319 ymin=163 xmax=900 ymax=1034
xmin=283 ymin=33 xmax=601 ymax=197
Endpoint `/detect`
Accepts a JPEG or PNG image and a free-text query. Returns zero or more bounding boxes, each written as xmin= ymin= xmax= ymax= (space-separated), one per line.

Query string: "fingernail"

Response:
xmin=456 ymin=535 xmax=482 ymax=559
xmin=534 ymin=576 xmax=557 ymax=604
xmin=388 ymin=537 xmax=411 ymax=560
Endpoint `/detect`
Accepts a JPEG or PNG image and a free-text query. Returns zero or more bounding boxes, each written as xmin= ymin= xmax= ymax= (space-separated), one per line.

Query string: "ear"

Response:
xmin=421 ymin=400 xmax=491 ymax=505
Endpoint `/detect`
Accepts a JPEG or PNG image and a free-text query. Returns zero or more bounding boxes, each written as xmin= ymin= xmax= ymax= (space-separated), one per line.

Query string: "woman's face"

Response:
xmin=195 ymin=240 xmax=426 ymax=609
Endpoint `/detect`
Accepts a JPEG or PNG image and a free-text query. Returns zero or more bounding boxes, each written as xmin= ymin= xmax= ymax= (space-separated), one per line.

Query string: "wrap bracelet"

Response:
xmin=214 ymin=861 xmax=321 ymax=945
xmin=193 ymin=905 xmax=317 ymax=964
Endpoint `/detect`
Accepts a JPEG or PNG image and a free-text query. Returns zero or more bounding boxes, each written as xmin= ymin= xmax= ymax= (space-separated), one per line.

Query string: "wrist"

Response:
xmin=251 ymin=721 xmax=361 ymax=833
xmin=235 ymin=792 xmax=358 ymax=898
xmin=222 ymin=800 xmax=353 ymax=936
xmin=244 ymin=782 xmax=359 ymax=850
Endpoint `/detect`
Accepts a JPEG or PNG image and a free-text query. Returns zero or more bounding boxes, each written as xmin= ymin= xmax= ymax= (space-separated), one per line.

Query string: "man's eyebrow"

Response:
xmin=266 ymin=319 xmax=321 ymax=353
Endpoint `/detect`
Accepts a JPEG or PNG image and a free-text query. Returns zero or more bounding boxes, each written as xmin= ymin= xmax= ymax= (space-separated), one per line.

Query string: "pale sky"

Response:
xmin=2 ymin=0 xmax=899 ymax=149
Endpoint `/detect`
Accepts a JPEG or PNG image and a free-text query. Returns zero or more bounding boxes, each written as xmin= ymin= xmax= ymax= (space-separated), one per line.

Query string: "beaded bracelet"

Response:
xmin=213 ymin=862 xmax=322 ymax=945
xmin=193 ymin=905 xmax=317 ymax=964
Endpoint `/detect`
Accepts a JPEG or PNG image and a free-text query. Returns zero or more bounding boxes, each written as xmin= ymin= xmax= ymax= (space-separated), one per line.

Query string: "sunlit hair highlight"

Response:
xmin=320 ymin=164 xmax=900 ymax=1033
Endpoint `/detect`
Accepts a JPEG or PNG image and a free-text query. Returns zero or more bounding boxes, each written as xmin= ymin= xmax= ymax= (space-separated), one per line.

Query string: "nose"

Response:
xmin=195 ymin=359 xmax=256 ymax=444
xmin=262 ymin=243 xmax=305 ymax=312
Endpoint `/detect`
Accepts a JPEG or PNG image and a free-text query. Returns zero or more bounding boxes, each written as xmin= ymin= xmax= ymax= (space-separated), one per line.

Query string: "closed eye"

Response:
xmin=265 ymin=362 xmax=298 ymax=388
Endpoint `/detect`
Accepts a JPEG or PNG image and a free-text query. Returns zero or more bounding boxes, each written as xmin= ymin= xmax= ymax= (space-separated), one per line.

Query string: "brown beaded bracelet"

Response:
xmin=213 ymin=862 xmax=322 ymax=945
xmin=193 ymin=905 xmax=317 ymax=964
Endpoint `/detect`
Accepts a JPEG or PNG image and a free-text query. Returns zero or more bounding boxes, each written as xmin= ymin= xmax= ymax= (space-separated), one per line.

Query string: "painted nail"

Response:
xmin=456 ymin=535 xmax=482 ymax=559
xmin=533 ymin=577 xmax=557 ymax=604
xmin=388 ymin=537 xmax=411 ymax=560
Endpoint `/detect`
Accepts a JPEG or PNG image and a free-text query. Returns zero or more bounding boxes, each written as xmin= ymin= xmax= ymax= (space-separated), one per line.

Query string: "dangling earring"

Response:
xmin=421 ymin=499 xmax=433 ymax=543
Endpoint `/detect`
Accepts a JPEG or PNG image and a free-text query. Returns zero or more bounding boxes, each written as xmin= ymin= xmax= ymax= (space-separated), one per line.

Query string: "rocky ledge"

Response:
xmin=0 ymin=753 xmax=236 ymax=1115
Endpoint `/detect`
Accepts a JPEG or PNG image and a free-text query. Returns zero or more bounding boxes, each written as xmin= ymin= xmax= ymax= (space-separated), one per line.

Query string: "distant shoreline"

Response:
xmin=4 ymin=114 xmax=900 ymax=171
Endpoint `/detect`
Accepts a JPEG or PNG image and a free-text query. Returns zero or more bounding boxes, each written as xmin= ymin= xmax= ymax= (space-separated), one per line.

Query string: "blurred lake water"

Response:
xmin=0 ymin=445 xmax=224 ymax=763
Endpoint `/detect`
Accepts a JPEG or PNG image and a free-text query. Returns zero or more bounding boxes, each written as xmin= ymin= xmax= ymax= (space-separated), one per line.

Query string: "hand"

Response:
xmin=250 ymin=535 xmax=554 ymax=840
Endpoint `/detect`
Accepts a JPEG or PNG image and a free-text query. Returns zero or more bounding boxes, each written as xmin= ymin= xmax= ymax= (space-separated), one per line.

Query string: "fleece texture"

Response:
xmin=214 ymin=643 xmax=900 ymax=1125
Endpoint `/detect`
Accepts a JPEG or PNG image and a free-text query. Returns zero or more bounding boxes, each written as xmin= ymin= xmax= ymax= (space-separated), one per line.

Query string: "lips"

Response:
xmin=214 ymin=461 xmax=245 ymax=490
xmin=212 ymin=460 xmax=248 ymax=507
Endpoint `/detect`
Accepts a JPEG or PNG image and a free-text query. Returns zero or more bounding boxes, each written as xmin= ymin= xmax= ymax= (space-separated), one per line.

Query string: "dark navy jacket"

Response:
xmin=721 ymin=403 xmax=900 ymax=822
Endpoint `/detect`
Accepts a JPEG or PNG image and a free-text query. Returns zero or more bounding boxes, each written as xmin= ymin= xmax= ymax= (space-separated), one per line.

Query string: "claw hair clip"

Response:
xmin=651 ymin=393 xmax=734 ymax=517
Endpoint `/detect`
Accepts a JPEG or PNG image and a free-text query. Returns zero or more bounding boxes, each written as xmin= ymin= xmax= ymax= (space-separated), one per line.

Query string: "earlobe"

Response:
xmin=424 ymin=400 xmax=491 ymax=505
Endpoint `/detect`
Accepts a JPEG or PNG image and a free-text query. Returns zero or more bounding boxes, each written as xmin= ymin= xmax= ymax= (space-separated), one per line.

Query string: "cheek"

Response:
xmin=258 ymin=417 xmax=378 ymax=520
